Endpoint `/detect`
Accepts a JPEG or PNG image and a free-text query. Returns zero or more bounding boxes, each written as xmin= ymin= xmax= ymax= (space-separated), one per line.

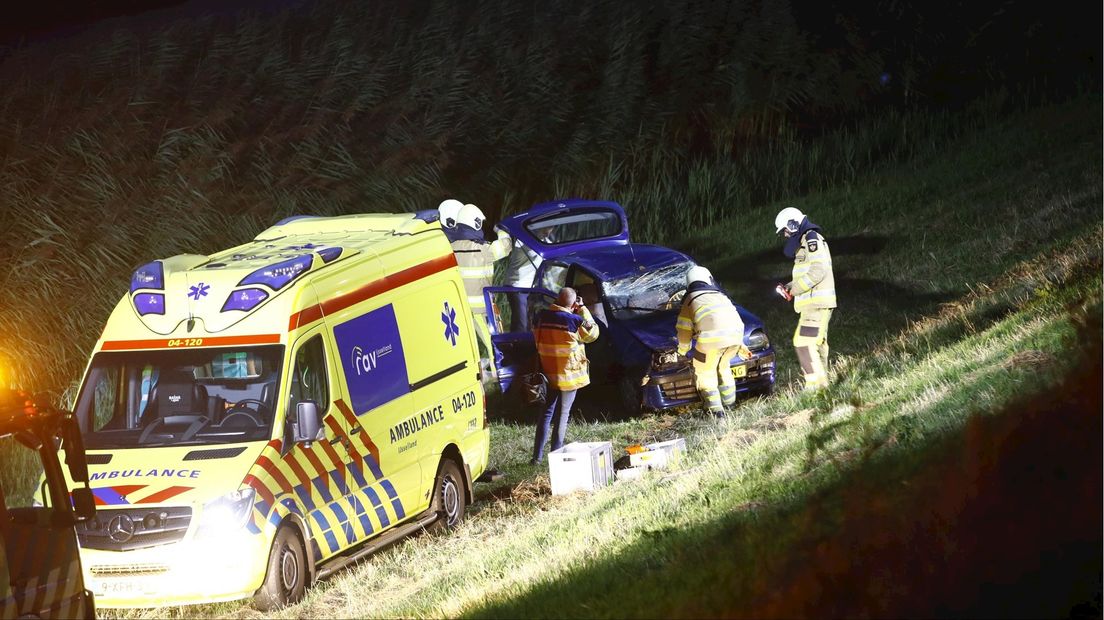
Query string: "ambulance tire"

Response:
xmin=429 ymin=459 xmax=466 ymax=532
xmin=254 ymin=525 xmax=308 ymax=611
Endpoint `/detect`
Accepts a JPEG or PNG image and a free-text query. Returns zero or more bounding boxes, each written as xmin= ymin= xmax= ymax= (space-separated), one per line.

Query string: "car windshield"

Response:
xmin=75 ymin=346 xmax=284 ymax=449
xmin=602 ymin=262 xmax=694 ymax=318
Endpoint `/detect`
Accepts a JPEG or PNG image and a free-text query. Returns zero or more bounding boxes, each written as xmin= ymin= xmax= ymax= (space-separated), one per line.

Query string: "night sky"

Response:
xmin=0 ymin=0 xmax=298 ymax=46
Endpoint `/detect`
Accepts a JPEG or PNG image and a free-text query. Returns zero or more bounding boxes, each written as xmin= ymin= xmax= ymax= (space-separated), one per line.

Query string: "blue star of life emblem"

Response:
xmin=441 ymin=302 xmax=460 ymax=346
xmin=188 ymin=283 xmax=210 ymax=300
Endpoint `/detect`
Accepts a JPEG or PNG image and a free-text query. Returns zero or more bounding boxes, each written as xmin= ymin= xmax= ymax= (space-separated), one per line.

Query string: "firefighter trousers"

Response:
xmin=793 ymin=308 xmax=833 ymax=390
xmin=470 ymin=311 xmax=496 ymax=382
xmin=691 ymin=345 xmax=741 ymax=415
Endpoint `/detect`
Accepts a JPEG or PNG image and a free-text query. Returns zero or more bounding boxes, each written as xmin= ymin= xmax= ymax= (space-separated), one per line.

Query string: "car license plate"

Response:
xmin=732 ymin=364 xmax=747 ymax=379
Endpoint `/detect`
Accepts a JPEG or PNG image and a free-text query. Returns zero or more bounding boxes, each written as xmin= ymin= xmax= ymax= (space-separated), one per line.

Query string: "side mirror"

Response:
xmin=293 ymin=401 xmax=322 ymax=445
xmin=72 ymin=487 xmax=96 ymax=521
xmin=63 ymin=416 xmax=89 ymax=483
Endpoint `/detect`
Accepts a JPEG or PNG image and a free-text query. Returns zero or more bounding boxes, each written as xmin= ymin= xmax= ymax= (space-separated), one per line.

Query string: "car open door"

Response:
xmin=496 ymin=199 xmax=630 ymax=262
xmin=482 ymin=286 xmax=556 ymax=394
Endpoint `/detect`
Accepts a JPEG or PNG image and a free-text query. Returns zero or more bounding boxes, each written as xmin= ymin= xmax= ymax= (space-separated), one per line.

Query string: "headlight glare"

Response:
xmin=196 ymin=488 xmax=255 ymax=538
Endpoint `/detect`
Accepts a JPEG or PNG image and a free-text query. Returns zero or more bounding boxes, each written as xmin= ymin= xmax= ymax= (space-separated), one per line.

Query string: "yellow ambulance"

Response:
xmin=67 ymin=213 xmax=489 ymax=609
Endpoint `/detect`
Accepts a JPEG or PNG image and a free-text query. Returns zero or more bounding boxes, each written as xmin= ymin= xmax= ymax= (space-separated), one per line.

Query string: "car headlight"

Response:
xmin=196 ymin=488 xmax=255 ymax=538
xmin=654 ymin=350 xmax=681 ymax=366
xmin=746 ymin=330 xmax=770 ymax=351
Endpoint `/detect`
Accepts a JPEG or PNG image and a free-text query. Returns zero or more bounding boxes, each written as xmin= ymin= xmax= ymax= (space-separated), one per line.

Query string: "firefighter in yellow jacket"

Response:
xmin=676 ymin=266 xmax=752 ymax=417
xmin=531 ymin=287 xmax=600 ymax=464
xmin=774 ymin=207 xmax=837 ymax=390
xmin=448 ymin=203 xmax=513 ymax=368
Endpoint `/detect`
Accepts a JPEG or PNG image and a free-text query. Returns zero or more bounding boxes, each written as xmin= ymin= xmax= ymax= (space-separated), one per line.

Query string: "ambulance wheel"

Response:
xmin=429 ymin=459 xmax=466 ymax=532
xmin=254 ymin=525 xmax=308 ymax=611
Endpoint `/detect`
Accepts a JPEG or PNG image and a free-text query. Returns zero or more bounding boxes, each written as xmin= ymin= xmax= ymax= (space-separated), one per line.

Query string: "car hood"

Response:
xmin=613 ymin=305 xmax=768 ymax=354
xmin=615 ymin=312 xmax=680 ymax=352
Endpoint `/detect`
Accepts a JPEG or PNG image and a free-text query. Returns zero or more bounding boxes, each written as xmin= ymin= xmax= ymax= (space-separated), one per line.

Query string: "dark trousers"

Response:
xmin=509 ymin=292 xmax=529 ymax=332
xmin=532 ymin=388 xmax=578 ymax=462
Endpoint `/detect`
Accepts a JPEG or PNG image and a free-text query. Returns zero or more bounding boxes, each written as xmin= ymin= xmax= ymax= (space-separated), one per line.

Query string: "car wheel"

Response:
xmin=429 ymin=459 xmax=467 ymax=532
xmin=254 ymin=525 xmax=308 ymax=611
xmin=618 ymin=375 xmax=643 ymax=416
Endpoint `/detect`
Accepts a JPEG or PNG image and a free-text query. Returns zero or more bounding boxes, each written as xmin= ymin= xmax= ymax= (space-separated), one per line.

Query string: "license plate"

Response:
xmin=731 ymin=365 xmax=747 ymax=379
xmin=91 ymin=578 xmax=148 ymax=597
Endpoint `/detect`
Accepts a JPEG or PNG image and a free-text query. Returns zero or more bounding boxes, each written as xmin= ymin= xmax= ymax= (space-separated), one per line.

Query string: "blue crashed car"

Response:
xmin=483 ymin=199 xmax=775 ymax=413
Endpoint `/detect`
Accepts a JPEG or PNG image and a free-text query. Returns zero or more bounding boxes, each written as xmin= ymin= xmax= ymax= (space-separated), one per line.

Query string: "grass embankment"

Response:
xmin=112 ymin=233 xmax=1101 ymax=620
xmin=104 ymin=95 xmax=1102 ymax=618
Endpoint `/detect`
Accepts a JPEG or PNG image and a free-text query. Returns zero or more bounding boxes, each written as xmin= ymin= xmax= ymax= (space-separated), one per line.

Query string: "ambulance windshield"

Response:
xmin=75 ymin=346 xmax=284 ymax=449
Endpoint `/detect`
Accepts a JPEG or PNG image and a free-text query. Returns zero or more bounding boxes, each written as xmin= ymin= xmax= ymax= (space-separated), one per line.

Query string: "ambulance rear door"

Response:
xmin=392 ymin=278 xmax=483 ymax=511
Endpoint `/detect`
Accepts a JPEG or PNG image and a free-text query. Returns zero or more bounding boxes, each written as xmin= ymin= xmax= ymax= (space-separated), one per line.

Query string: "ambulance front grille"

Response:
xmin=77 ymin=506 xmax=192 ymax=552
xmin=89 ymin=563 xmax=170 ymax=577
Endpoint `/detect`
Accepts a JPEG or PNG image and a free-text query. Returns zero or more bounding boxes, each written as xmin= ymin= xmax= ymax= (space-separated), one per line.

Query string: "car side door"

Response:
xmin=0 ymin=432 xmax=89 ymax=618
xmin=482 ymin=286 xmax=557 ymax=395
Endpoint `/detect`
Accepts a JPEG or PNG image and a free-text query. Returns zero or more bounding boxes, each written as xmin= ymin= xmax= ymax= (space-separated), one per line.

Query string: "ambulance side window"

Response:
xmin=90 ymin=367 xmax=121 ymax=431
xmin=289 ymin=336 xmax=329 ymax=412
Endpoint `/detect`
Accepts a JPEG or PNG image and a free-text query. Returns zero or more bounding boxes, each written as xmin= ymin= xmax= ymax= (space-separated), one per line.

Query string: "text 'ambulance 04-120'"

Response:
xmin=66 ymin=212 xmax=489 ymax=610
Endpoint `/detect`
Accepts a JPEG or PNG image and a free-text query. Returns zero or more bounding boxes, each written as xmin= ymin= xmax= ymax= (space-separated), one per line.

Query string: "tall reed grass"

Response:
xmin=0 ymin=0 xmax=1091 ymax=399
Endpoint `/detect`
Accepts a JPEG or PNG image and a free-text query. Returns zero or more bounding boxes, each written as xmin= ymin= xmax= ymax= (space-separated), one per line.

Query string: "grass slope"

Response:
xmin=102 ymin=95 xmax=1102 ymax=619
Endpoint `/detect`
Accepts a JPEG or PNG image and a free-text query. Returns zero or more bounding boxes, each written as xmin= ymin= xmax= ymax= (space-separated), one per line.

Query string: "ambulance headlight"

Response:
xmin=221 ymin=288 xmax=269 ymax=312
xmin=239 ymin=255 xmax=313 ymax=291
xmin=130 ymin=261 xmax=164 ymax=292
xmin=196 ymin=488 xmax=255 ymax=537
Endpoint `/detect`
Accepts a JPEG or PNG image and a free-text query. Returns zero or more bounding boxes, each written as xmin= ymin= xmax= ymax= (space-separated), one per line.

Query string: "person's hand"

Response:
xmin=737 ymin=345 xmax=753 ymax=360
xmin=774 ymin=283 xmax=793 ymax=302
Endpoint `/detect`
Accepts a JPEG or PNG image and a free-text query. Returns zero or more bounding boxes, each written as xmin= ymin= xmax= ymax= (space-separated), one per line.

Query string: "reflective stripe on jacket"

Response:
xmin=789 ymin=230 xmax=836 ymax=313
xmin=534 ymin=304 xmax=600 ymax=390
xmin=451 ymin=228 xmax=512 ymax=314
xmin=676 ymin=287 xmax=745 ymax=353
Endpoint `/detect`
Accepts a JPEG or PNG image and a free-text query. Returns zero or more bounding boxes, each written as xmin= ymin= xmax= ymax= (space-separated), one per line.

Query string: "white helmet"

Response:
xmin=437 ymin=199 xmax=464 ymax=228
xmin=457 ymin=203 xmax=485 ymax=230
xmin=686 ymin=265 xmax=713 ymax=286
xmin=774 ymin=207 xmax=805 ymax=235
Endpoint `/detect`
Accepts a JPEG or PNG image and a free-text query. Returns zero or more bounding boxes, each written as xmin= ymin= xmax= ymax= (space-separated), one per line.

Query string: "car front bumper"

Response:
xmin=642 ymin=350 xmax=775 ymax=411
